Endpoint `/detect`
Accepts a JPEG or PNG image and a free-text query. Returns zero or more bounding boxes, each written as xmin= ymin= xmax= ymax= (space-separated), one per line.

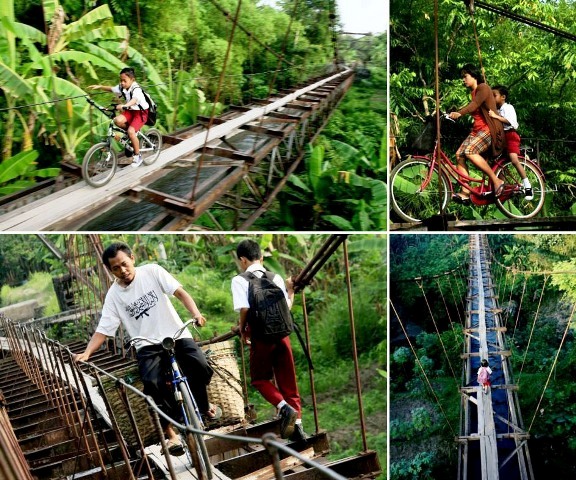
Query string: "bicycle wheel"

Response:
xmin=179 ymin=383 xmax=212 ymax=480
xmin=390 ymin=157 xmax=450 ymax=223
xmin=140 ymin=128 xmax=162 ymax=165
xmin=495 ymin=159 xmax=545 ymax=219
xmin=82 ymin=142 xmax=118 ymax=187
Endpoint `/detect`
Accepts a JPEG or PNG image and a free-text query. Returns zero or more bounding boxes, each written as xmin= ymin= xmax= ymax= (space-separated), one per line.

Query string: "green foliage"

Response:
xmin=390 ymin=451 xmax=436 ymax=480
xmin=0 ymin=271 xmax=60 ymax=315
xmin=0 ymin=150 xmax=59 ymax=195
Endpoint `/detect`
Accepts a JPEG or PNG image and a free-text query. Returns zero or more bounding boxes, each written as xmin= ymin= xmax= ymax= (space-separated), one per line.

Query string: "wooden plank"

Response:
xmin=235 ymin=447 xmax=315 ymax=480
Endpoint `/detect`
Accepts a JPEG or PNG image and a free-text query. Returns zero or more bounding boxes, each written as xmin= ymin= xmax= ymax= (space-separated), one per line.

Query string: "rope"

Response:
xmin=511 ymin=276 xmax=527 ymax=342
xmin=528 ymin=301 xmax=576 ymax=432
xmin=447 ymin=273 xmax=464 ymax=326
xmin=191 ymin=0 xmax=243 ymax=202
xmin=416 ymin=280 xmax=460 ymax=388
xmin=507 ymin=272 xmax=517 ymax=310
xmin=436 ymin=278 xmax=459 ymax=343
xmin=390 ymin=300 xmax=457 ymax=437
xmin=470 ymin=12 xmax=487 ymax=83
xmin=0 ymin=67 xmax=319 ymax=113
xmin=517 ymin=275 xmax=549 ymax=385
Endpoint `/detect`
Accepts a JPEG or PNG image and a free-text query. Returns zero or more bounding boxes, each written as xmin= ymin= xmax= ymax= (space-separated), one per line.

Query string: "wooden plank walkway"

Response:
xmin=145 ymin=443 xmax=232 ymax=480
xmin=0 ymin=69 xmax=351 ymax=232
xmin=458 ymin=235 xmax=534 ymax=480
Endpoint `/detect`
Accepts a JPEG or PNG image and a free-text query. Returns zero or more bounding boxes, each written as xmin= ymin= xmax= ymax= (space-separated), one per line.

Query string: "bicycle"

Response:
xmin=390 ymin=114 xmax=546 ymax=223
xmin=129 ymin=320 xmax=212 ymax=480
xmin=83 ymin=97 xmax=163 ymax=187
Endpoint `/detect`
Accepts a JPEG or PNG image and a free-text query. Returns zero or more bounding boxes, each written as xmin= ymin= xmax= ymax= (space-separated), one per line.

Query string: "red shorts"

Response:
xmin=119 ymin=109 xmax=148 ymax=132
xmin=504 ymin=130 xmax=521 ymax=155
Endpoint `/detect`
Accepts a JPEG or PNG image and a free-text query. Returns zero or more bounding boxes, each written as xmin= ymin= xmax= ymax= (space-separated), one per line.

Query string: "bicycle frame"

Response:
xmin=87 ymin=97 xmax=156 ymax=154
xmin=414 ymin=140 xmax=544 ymax=206
xmin=161 ymin=336 xmax=205 ymax=430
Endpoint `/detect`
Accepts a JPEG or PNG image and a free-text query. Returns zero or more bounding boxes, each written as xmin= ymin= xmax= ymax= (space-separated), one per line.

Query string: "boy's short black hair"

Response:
xmin=460 ymin=63 xmax=484 ymax=84
xmin=492 ymin=85 xmax=509 ymax=100
xmin=102 ymin=242 xmax=133 ymax=269
xmin=236 ymin=239 xmax=261 ymax=261
xmin=120 ymin=67 xmax=136 ymax=79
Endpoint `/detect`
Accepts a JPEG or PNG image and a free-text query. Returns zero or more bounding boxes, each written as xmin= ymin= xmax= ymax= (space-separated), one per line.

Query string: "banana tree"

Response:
xmin=0 ymin=150 xmax=60 ymax=196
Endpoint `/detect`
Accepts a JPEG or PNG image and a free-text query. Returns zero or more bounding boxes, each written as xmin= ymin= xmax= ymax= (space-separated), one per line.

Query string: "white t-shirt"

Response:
xmin=231 ymin=263 xmax=291 ymax=312
xmin=111 ymin=82 xmax=149 ymax=110
xmin=96 ymin=263 xmax=192 ymax=349
xmin=498 ymin=102 xmax=518 ymax=131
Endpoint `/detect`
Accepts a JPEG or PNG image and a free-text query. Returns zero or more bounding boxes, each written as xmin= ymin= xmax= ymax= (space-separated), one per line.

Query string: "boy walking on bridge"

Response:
xmin=231 ymin=239 xmax=307 ymax=441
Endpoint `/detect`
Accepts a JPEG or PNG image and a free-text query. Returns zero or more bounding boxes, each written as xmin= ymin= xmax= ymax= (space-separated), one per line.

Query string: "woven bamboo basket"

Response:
xmin=202 ymin=340 xmax=246 ymax=427
xmin=99 ymin=364 xmax=159 ymax=447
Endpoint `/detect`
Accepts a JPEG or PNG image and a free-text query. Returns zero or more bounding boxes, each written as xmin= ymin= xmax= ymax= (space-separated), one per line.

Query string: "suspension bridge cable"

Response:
xmin=436 ymin=278 xmax=460 ymax=344
xmin=390 ymin=300 xmax=457 ymax=437
xmin=416 ymin=280 xmax=460 ymax=388
xmin=0 ymin=67 xmax=320 ymax=113
xmin=191 ymin=0 xmax=243 ymax=203
xmin=204 ymin=0 xmax=296 ymax=67
xmin=453 ymin=268 xmax=468 ymax=317
xmin=447 ymin=273 xmax=465 ymax=326
xmin=517 ymin=275 xmax=550 ymax=385
xmin=511 ymin=276 xmax=528 ymax=343
xmin=528 ymin=301 xmax=576 ymax=432
xmin=507 ymin=272 xmax=517 ymax=311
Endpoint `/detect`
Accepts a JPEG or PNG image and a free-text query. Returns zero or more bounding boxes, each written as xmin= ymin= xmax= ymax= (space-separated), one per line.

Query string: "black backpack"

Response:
xmin=120 ymin=84 xmax=157 ymax=126
xmin=240 ymin=271 xmax=294 ymax=343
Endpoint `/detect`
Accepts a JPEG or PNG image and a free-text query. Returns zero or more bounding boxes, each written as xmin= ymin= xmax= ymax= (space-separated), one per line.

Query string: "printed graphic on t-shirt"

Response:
xmin=126 ymin=290 xmax=159 ymax=320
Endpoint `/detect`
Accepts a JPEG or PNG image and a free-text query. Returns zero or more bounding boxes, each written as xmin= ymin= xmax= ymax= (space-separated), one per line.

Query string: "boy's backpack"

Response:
xmin=477 ymin=367 xmax=489 ymax=384
xmin=240 ymin=270 xmax=294 ymax=343
xmin=120 ymin=84 xmax=157 ymax=126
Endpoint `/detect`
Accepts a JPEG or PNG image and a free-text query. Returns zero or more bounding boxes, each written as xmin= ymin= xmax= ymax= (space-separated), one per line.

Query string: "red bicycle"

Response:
xmin=390 ymin=115 xmax=546 ymax=223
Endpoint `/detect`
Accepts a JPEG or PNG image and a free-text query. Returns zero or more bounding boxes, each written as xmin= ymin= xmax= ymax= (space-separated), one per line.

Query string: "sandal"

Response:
xmin=494 ymin=182 xmax=505 ymax=198
xmin=203 ymin=404 xmax=222 ymax=422
xmin=166 ymin=438 xmax=185 ymax=457
xmin=452 ymin=193 xmax=471 ymax=205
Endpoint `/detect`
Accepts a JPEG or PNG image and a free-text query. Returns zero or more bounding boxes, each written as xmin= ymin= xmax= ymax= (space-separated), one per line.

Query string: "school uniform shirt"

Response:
xmin=96 ymin=263 xmax=192 ymax=349
xmin=111 ymin=82 xmax=149 ymax=110
xmin=231 ymin=263 xmax=292 ymax=311
xmin=498 ymin=102 xmax=519 ymax=131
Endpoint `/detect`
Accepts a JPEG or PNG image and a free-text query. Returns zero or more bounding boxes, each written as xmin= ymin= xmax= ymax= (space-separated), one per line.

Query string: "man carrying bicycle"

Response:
xmin=89 ymin=67 xmax=149 ymax=168
xmin=74 ymin=242 xmax=220 ymax=456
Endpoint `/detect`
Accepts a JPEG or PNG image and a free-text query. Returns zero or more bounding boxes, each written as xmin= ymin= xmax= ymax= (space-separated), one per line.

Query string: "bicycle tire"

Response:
xmin=390 ymin=157 xmax=450 ymax=223
xmin=495 ymin=159 xmax=545 ymax=219
xmin=140 ymin=128 xmax=162 ymax=165
xmin=179 ymin=383 xmax=212 ymax=480
xmin=82 ymin=142 xmax=118 ymax=187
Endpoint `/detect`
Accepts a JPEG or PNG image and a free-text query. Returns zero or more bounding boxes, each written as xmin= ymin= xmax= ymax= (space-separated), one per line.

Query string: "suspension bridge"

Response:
xmin=390 ymin=233 xmax=576 ymax=478
xmin=0 ymin=234 xmax=382 ymax=480
xmin=0 ymin=69 xmax=354 ymax=232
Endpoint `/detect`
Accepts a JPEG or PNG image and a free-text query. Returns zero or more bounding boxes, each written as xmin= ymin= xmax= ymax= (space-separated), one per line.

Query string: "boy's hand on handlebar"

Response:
xmin=448 ymin=112 xmax=461 ymax=120
xmin=193 ymin=314 xmax=207 ymax=327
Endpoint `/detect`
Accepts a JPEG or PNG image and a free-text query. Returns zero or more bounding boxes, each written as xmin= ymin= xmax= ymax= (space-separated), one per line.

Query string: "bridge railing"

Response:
xmin=0 ymin=315 xmax=347 ymax=480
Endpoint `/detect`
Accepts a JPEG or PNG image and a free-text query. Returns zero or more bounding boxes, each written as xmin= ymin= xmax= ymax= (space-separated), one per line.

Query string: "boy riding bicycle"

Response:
xmin=89 ymin=67 xmax=149 ymax=168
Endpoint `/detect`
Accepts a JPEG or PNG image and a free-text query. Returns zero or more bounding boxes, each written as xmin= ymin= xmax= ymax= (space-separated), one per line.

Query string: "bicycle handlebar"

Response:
xmin=128 ymin=319 xmax=199 ymax=348
xmin=85 ymin=96 xmax=117 ymax=118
